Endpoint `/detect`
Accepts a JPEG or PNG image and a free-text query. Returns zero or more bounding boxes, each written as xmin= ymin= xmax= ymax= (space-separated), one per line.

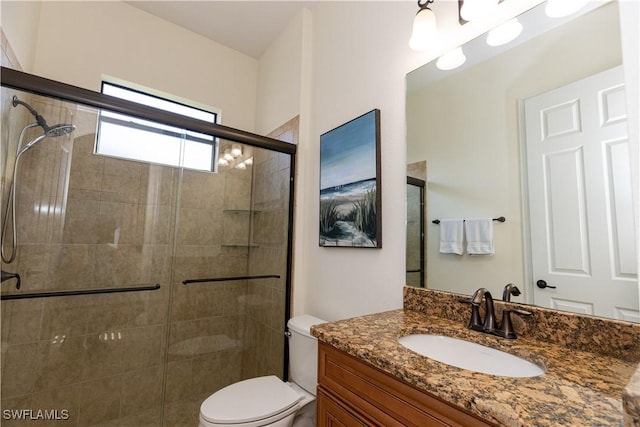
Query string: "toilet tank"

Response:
xmin=287 ymin=315 xmax=326 ymax=395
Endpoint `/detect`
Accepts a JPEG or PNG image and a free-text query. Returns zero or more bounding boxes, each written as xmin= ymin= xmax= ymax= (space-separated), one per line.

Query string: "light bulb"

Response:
xmin=460 ymin=0 xmax=499 ymax=22
xmin=244 ymin=157 xmax=253 ymax=165
xmin=486 ymin=18 xmax=523 ymax=47
xmin=218 ymin=158 xmax=229 ymax=166
xmin=236 ymin=162 xmax=247 ymax=170
xmin=231 ymin=144 xmax=242 ymax=158
xmin=545 ymin=0 xmax=588 ymax=18
xmin=436 ymin=47 xmax=466 ymax=71
xmin=223 ymin=148 xmax=233 ymax=161
xmin=409 ymin=7 xmax=439 ymax=52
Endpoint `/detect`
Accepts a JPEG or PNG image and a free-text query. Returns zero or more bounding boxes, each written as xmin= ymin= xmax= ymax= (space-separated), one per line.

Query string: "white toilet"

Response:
xmin=199 ymin=315 xmax=326 ymax=427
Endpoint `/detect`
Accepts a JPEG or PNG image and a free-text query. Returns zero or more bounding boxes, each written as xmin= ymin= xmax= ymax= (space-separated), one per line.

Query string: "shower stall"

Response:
xmin=1 ymin=68 xmax=296 ymax=426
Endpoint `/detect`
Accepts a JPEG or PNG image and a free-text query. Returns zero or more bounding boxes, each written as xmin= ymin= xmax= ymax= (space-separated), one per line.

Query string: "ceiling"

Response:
xmin=126 ymin=1 xmax=316 ymax=59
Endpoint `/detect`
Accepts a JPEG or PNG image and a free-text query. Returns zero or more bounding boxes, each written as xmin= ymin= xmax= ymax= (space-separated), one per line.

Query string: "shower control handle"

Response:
xmin=1 ymin=270 xmax=21 ymax=289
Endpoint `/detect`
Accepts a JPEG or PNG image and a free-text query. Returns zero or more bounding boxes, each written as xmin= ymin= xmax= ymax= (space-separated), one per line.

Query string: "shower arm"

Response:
xmin=12 ymin=96 xmax=49 ymax=130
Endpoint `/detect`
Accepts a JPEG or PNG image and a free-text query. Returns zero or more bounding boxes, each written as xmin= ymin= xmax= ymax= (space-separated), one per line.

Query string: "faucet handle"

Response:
xmin=1 ymin=270 xmax=21 ymax=289
xmin=497 ymin=308 xmax=531 ymax=339
xmin=458 ymin=297 xmax=483 ymax=331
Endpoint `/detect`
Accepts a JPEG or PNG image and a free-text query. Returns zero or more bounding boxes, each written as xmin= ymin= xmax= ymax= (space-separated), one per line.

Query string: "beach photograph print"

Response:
xmin=319 ymin=109 xmax=381 ymax=248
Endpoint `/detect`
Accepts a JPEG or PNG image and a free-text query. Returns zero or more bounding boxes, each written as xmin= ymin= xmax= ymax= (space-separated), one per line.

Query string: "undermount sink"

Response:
xmin=398 ymin=334 xmax=544 ymax=378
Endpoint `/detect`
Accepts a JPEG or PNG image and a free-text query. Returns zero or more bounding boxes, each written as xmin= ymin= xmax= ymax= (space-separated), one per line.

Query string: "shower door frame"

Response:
xmin=406 ymin=176 xmax=425 ymax=288
xmin=0 ymin=66 xmax=297 ymax=380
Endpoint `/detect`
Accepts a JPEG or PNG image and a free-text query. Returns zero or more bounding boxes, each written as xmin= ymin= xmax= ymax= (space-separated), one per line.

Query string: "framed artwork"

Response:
xmin=319 ymin=109 xmax=381 ymax=248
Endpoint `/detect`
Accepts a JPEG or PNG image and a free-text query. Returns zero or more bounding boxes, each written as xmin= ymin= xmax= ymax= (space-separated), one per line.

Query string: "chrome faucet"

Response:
xmin=460 ymin=287 xmax=532 ymax=339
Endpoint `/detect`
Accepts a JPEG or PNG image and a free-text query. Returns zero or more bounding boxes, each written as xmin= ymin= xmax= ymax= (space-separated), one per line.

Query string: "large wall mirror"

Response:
xmin=406 ymin=0 xmax=639 ymax=322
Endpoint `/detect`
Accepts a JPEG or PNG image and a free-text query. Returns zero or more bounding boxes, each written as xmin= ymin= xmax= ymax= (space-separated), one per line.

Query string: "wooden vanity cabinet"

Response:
xmin=317 ymin=342 xmax=496 ymax=427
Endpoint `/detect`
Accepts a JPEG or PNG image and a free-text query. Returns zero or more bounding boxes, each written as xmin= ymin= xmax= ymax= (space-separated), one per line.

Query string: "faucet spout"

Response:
xmin=502 ymin=283 xmax=521 ymax=301
xmin=471 ymin=288 xmax=497 ymax=333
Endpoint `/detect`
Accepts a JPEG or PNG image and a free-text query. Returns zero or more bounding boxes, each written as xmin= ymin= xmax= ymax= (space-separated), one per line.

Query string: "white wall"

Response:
xmin=406 ymin=2 xmax=622 ymax=299
xmin=255 ymin=10 xmax=305 ymax=135
xmin=300 ymin=1 xmax=416 ymax=321
xmin=0 ymin=0 xmax=42 ymax=71
xmin=32 ymin=1 xmax=258 ymax=131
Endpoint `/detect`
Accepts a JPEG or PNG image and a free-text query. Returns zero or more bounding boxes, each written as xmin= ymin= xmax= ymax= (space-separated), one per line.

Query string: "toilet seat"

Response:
xmin=200 ymin=376 xmax=302 ymax=426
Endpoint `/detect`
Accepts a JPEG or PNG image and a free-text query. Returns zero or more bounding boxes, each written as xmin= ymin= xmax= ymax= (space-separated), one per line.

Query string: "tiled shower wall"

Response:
xmin=1 ymin=87 xmax=294 ymax=426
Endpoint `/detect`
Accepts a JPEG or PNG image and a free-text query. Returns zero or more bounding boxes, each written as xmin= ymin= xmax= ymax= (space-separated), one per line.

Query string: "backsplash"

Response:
xmin=404 ymin=286 xmax=640 ymax=363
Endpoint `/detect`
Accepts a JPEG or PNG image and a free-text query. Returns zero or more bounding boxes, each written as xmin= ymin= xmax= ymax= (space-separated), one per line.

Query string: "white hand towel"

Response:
xmin=465 ymin=218 xmax=494 ymax=255
xmin=439 ymin=219 xmax=464 ymax=255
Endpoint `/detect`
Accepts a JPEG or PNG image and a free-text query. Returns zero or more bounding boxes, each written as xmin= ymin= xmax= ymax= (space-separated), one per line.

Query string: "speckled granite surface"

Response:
xmin=311 ymin=287 xmax=640 ymax=426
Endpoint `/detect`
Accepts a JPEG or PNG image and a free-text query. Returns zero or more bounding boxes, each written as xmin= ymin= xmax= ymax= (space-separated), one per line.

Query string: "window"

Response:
xmin=97 ymin=82 xmax=219 ymax=172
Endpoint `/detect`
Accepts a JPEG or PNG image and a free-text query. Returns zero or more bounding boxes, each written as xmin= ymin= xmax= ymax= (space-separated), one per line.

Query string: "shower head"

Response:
xmin=12 ymin=96 xmax=76 ymax=137
xmin=12 ymin=96 xmax=76 ymax=156
xmin=45 ymin=123 xmax=76 ymax=138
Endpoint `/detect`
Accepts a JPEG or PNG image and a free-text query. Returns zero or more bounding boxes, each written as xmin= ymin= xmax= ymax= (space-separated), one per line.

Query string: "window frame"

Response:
xmin=97 ymin=81 xmax=219 ymax=172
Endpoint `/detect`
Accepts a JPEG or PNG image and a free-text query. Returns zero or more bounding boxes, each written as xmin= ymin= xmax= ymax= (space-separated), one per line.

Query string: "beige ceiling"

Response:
xmin=125 ymin=1 xmax=316 ymax=59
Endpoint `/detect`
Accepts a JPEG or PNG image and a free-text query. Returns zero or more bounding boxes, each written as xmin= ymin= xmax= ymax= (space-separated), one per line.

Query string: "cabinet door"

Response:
xmin=318 ymin=342 xmax=495 ymax=427
xmin=317 ymin=388 xmax=374 ymax=427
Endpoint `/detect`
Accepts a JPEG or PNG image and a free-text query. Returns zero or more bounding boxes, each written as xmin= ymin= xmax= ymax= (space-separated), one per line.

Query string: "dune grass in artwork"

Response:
xmin=320 ymin=199 xmax=340 ymax=237
xmin=344 ymin=188 xmax=377 ymax=239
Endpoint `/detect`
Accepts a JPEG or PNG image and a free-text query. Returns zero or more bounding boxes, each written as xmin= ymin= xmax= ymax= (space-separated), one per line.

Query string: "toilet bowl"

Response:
xmin=199 ymin=315 xmax=326 ymax=427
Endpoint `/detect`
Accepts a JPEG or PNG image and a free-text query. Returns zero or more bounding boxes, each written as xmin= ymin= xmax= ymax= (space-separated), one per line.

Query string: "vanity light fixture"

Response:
xmin=459 ymin=0 xmax=499 ymax=23
xmin=409 ymin=0 xmax=440 ymax=52
xmin=545 ymin=0 xmax=588 ymax=18
xmin=486 ymin=18 xmax=523 ymax=46
xmin=436 ymin=46 xmax=466 ymax=70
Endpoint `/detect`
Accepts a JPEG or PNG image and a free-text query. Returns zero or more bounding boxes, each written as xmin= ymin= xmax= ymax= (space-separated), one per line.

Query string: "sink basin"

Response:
xmin=398 ymin=334 xmax=544 ymax=377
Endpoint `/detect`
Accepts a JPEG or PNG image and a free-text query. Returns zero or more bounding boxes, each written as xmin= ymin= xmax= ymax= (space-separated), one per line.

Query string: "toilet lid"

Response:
xmin=200 ymin=376 xmax=302 ymax=424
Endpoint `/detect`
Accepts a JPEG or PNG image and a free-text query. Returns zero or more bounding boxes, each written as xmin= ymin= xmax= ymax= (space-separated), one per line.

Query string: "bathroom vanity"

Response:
xmin=317 ymin=341 xmax=493 ymax=426
xmin=312 ymin=288 xmax=640 ymax=426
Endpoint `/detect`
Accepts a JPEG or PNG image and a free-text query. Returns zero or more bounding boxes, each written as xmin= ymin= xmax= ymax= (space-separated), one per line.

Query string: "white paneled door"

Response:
xmin=524 ymin=66 xmax=639 ymax=322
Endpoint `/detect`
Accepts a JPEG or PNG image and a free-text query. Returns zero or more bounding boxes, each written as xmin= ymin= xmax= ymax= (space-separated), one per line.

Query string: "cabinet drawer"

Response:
xmin=317 ymin=387 xmax=375 ymax=427
xmin=318 ymin=342 xmax=495 ymax=427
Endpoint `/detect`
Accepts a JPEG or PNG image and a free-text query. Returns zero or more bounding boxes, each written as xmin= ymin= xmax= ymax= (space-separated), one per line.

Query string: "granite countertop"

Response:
xmin=312 ymin=309 xmax=639 ymax=427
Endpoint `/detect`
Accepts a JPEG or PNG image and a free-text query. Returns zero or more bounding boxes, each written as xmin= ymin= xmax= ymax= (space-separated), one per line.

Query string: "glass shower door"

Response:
xmin=1 ymin=80 xmax=295 ymax=427
xmin=406 ymin=177 xmax=425 ymax=288
xmin=164 ymin=141 xmax=292 ymax=424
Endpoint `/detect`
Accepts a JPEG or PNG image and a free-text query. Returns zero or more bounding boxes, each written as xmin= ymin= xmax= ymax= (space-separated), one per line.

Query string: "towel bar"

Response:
xmin=432 ymin=216 xmax=505 ymax=225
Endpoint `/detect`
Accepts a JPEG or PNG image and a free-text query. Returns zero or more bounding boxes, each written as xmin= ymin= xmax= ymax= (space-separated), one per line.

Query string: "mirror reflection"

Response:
xmin=406 ymin=0 xmax=638 ymax=322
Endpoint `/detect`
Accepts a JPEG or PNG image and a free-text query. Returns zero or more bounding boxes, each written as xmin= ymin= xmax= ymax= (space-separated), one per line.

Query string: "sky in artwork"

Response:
xmin=320 ymin=110 xmax=377 ymax=190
